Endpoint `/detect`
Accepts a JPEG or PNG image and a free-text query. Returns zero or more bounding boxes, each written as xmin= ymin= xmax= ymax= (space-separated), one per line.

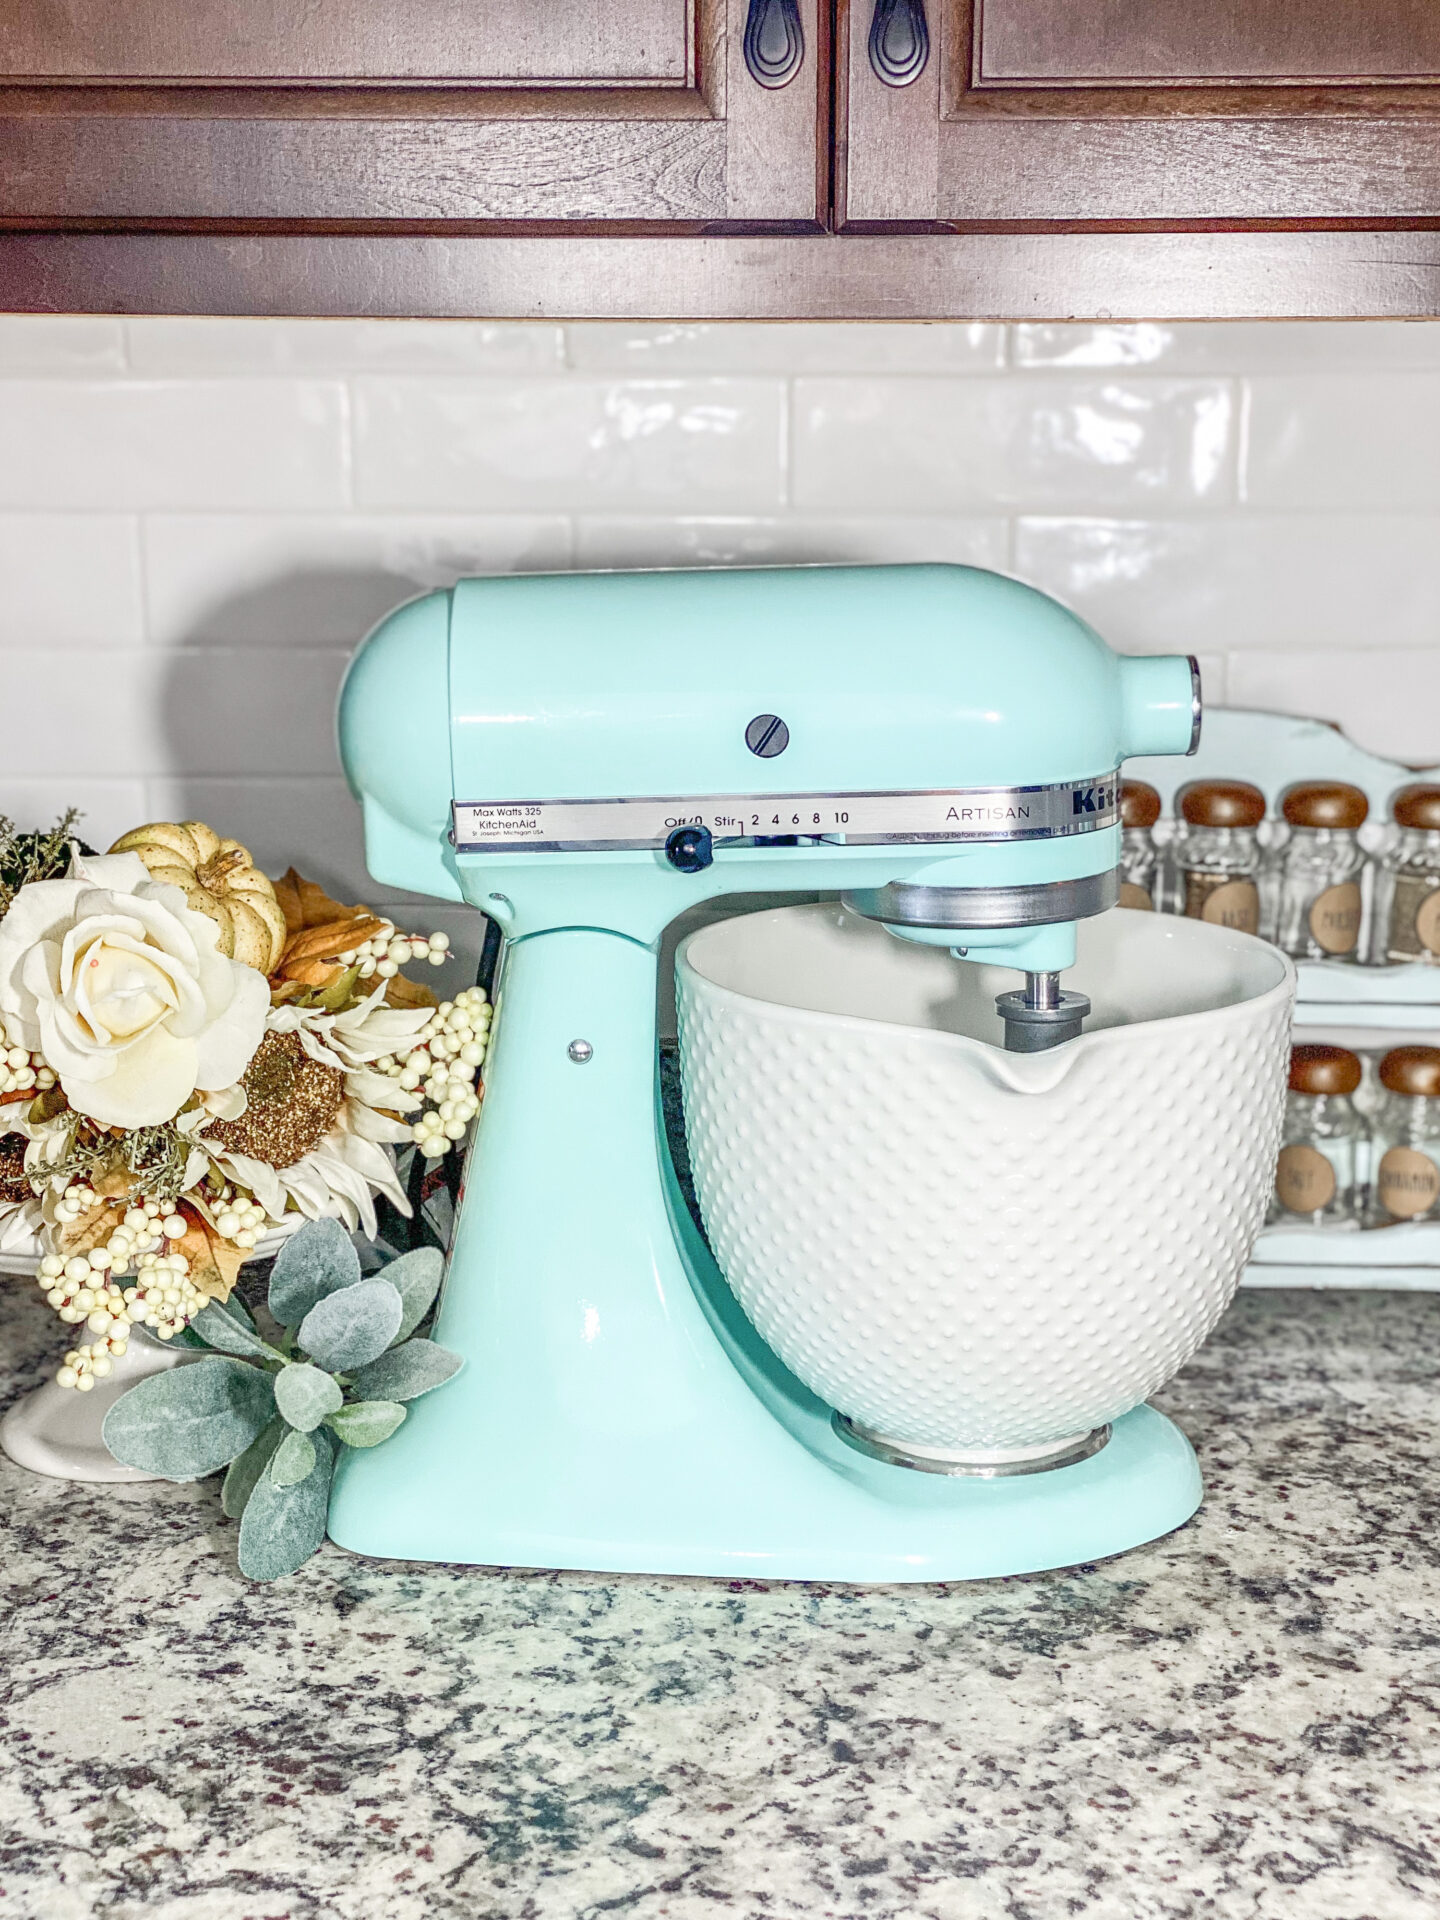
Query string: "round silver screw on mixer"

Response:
xmin=567 ymin=1039 xmax=594 ymax=1064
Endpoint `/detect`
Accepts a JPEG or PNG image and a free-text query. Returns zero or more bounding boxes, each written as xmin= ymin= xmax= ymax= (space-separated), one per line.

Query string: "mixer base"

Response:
xmin=832 ymin=1416 xmax=1111 ymax=1478
xmin=327 ymin=928 xmax=1206 ymax=1583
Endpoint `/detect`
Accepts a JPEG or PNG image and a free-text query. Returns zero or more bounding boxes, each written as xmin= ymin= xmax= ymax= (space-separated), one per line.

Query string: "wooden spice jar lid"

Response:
xmin=1280 ymin=780 xmax=1369 ymax=830
xmin=1379 ymin=1046 xmax=1440 ymax=1097
xmin=1392 ymin=784 xmax=1440 ymax=831
xmin=1176 ymin=778 xmax=1266 ymax=829
xmin=1121 ymin=779 xmax=1161 ymax=829
xmin=1288 ymin=1043 xmax=1362 ymax=1096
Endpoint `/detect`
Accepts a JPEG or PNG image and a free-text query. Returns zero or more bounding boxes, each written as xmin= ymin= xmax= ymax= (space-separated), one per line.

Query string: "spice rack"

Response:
xmin=1129 ymin=707 xmax=1440 ymax=1291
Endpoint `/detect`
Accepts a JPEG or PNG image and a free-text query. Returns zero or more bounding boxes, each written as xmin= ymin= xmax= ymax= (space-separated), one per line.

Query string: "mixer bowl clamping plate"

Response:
xmin=328 ymin=561 xmax=1289 ymax=1580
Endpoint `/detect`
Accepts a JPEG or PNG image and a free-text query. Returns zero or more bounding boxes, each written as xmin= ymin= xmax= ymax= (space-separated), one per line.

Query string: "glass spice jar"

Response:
xmin=1367 ymin=1047 xmax=1440 ymax=1225
xmin=1271 ymin=780 xmax=1368 ymax=963
xmin=1370 ymin=784 xmax=1440 ymax=966
xmin=1173 ymin=779 xmax=1266 ymax=935
xmin=1118 ymin=779 xmax=1161 ymax=910
xmin=1269 ymin=1043 xmax=1366 ymax=1226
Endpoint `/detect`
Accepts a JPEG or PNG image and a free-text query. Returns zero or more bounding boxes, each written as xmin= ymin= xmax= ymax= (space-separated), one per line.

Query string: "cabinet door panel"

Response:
xmin=0 ymin=0 xmax=824 ymax=227
xmin=839 ymin=0 xmax=1440 ymax=227
xmin=1 ymin=2 xmax=689 ymax=84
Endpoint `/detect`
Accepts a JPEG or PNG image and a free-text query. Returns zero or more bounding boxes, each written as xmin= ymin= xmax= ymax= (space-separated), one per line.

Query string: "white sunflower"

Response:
xmin=196 ymin=986 xmax=432 ymax=1239
xmin=0 ymin=1104 xmax=66 ymax=1254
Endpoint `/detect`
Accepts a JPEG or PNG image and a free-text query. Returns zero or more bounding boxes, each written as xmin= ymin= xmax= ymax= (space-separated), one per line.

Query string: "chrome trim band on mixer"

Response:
xmin=833 ymin=1415 xmax=1112 ymax=1477
xmin=451 ymin=772 xmax=1120 ymax=853
xmin=843 ymin=868 xmax=1118 ymax=930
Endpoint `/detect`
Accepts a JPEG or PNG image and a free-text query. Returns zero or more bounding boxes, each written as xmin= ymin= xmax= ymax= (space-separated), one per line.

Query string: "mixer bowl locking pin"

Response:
xmin=995 ymin=970 xmax=1091 ymax=1053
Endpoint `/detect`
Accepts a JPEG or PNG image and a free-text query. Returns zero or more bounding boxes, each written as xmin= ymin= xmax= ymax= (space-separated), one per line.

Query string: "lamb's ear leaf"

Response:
xmin=379 ymin=1247 xmax=445 ymax=1344
xmin=102 ymin=1359 xmax=275 ymax=1481
xmin=326 ymin=1400 xmax=407 ymax=1449
xmin=191 ymin=1301 xmax=275 ymax=1361
xmin=267 ymin=1218 xmax=361 ymax=1329
xmin=297 ymin=1279 xmax=403 ymax=1373
xmin=350 ymin=1340 xmax=462 ymax=1404
xmin=221 ymin=1415 xmax=285 ymax=1519
xmin=269 ymin=1428 xmax=316 ymax=1488
xmin=273 ymin=1362 xmax=344 ymax=1433
xmin=237 ymin=1428 xmax=336 ymax=1581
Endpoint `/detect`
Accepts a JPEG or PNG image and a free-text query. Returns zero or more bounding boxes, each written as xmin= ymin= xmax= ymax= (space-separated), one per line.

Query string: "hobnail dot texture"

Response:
xmin=678 ymin=978 xmax=1290 ymax=1453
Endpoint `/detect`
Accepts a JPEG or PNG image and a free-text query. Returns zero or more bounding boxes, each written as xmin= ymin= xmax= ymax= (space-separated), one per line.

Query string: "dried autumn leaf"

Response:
xmin=280 ymin=915 xmax=390 ymax=969
xmin=173 ymin=1206 xmax=244 ymax=1304
xmin=384 ymin=972 xmax=438 ymax=1011
xmin=277 ymin=957 xmax=343 ymax=989
xmin=57 ymin=1200 xmax=128 ymax=1258
xmin=272 ymin=870 xmax=305 ymax=934
xmin=294 ymin=873 xmax=367 ymax=930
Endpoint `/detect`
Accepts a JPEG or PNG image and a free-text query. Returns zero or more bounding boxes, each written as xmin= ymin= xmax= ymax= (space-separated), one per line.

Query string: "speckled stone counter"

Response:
xmin=2 ymin=1280 xmax=1438 ymax=1920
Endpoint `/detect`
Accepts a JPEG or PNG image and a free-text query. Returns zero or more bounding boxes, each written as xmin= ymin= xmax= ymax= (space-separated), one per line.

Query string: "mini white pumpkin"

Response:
xmin=108 ymin=821 xmax=287 ymax=974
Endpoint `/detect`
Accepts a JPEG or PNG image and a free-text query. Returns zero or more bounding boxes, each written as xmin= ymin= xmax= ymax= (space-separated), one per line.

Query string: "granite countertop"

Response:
xmin=2 ymin=1280 xmax=1438 ymax=1920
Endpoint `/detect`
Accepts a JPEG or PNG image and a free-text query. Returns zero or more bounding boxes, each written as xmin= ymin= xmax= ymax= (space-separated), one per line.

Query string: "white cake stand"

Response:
xmin=0 ymin=1214 xmax=311 ymax=1484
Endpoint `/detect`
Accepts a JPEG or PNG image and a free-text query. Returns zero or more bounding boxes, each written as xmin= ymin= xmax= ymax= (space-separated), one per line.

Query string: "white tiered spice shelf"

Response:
xmin=1130 ymin=708 xmax=1440 ymax=1292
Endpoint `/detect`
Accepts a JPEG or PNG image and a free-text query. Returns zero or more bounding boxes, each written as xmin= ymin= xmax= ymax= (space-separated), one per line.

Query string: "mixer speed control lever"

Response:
xmin=665 ymin=824 xmax=715 ymax=874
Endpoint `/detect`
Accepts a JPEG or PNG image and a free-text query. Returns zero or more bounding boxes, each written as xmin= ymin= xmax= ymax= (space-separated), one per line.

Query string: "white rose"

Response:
xmin=0 ymin=851 xmax=268 ymax=1129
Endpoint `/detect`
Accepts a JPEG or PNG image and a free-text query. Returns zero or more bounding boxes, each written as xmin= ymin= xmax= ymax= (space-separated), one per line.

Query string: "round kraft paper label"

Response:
xmin=1416 ymin=888 xmax=1440 ymax=956
xmin=1377 ymin=1146 xmax=1440 ymax=1220
xmin=1308 ymin=881 xmax=1362 ymax=955
xmin=1118 ymin=882 xmax=1154 ymax=911
xmin=1275 ymin=1144 xmax=1336 ymax=1214
xmin=1201 ymin=878 xmax=1260 ymax=935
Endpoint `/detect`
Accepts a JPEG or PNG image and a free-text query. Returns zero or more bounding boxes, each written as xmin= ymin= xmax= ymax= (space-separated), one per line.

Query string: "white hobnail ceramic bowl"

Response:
xmin=676 ymin=903 xmax=1295 ymax=1467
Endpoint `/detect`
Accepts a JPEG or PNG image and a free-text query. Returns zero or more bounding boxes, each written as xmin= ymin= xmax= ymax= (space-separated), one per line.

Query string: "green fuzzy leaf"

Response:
xmin=273 ymin=1362 xmax=343 ymax=1433
xmin=350 ymin=1339 xmax=462 ymax=1404
xmin=270 ymin=1428 xmax=316 ymax=1487
xmin=238 ymin=1428 xmax=336 ymax=1581
xmin=268 ymin=1218 xmax=361 ymax=1330
xmin=298 ymin=1278 xmax=403 ymax=1373
xmin=221 ymin=1415 xmax=284 ymax=1519
xmin=191 ymin=1300 xmax=276 ymax=1361
xmin=326 ymin=1400 xmax=407 ymax=1449
xmin=102 ymin=1359 xmax=275 ymax=1482
xmin=379 ymin=1246 xmax=446 ymax=1344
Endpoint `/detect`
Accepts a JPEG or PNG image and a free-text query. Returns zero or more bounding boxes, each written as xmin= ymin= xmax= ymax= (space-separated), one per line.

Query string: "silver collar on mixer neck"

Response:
xmin=842 ymin=868 xmax=1118 ymax=930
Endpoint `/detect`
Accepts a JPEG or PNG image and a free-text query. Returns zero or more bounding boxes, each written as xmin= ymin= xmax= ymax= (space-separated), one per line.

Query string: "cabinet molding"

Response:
xmin=5 ymin=230 xmax=1440 ymax=319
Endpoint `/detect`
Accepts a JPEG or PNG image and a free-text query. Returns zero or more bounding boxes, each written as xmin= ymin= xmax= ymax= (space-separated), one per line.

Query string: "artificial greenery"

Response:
xmin=101 ymin=1218 xmax=461 ymax=1580
xmin=0 ymin=810 xmax=94 ymax=918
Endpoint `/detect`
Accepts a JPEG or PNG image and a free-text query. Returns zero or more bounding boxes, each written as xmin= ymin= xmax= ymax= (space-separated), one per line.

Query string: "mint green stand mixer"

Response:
xmin=329 ymin=563 xmax=1206 ymax=1578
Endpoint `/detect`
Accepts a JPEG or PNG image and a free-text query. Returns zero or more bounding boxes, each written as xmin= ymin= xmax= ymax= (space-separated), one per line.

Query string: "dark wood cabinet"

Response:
xmin=7 ymin=1 xmax=1440 ymax=316
xmin=838 ymin=0 xmax=1440 ymax=227
xmin=0 ymin=0 xmax=825 ymax=227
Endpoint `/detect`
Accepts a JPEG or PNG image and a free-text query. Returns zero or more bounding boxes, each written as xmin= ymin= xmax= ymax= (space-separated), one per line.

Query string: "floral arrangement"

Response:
xmin=102 ymin=1218 xmax=460 ymax=1580
xmin=0 ymin=814 xmax=491 ymax=1390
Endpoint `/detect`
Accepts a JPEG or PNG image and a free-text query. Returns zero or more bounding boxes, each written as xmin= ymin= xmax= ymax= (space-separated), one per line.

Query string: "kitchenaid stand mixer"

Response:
xmin=330 ymin=563 xmax=1226 ymax=1579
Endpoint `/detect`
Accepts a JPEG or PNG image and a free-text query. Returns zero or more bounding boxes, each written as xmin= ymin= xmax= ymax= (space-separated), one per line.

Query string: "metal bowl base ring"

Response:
xmin=833 ymin=1414 xmax=1112 ymax=1478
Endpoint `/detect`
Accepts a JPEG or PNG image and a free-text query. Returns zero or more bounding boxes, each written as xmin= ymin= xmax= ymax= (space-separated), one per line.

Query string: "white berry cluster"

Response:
xmin=373 ymin=986 xmax=491 ymax=1161
xmin=1 ymin=1043 xmax=55 ymax=1097
xmin=51 ymin=1182 xmax=188 ymax=1269
xmin=336 ymin=924 xmax=451 ymax=982
xmin=210 ymin=1188 xmax=266 ymax=1249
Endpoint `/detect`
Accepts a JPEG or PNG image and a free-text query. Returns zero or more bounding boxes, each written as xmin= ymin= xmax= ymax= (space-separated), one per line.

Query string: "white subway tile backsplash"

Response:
xmin=573 ymin=515 xmax=1008 ymax=571
xmin=0 ymin=778 xmax=149 ymax=855
xmin=793 ymin=377 xmax=1235 ymax=514
xmin=143 ymin=775 xmax=369 ymax=901
xmin=0 ymin=515 xmax=143 ymax=646
xmin=1013 ymin=321 xmax=1440 ymax=375
xmin=1226 ymin=649 xmax=1440 ymax=764
xmin=0 ymin=316 xmax=126 ymax=374
xmin=566 ymin=323 xmax=1004 ymax=375
xmin=1243 ymin=374 xmax=1440 ymax=510
xmin=0 ymin=380 xmax=348 ymax=512
xmin=1014 ymin=514 xmax=1440 ymax=656
xmin=142 ymin=513 xmax=571 ymax=646
xmin=353 ymin=378 xmax=787 ymax=513
xmin=127 ymin=317 xmax=564 ymax=376
xmin=0 ymin=318 xmax=1435 ymax=836
xmin=3 ymin=649 xmax=349 ymax=776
